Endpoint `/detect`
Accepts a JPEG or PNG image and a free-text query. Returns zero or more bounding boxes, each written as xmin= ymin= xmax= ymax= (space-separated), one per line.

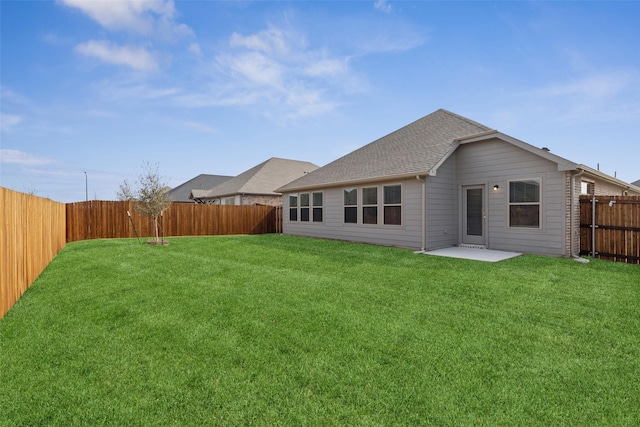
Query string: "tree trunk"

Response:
xmin=153 ymin=216 xmax=159 ymax=242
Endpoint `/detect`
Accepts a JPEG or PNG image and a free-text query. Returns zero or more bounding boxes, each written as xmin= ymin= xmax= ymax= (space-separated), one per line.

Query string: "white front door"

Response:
xmin=462 ymin=185 xmax=486 ymax=246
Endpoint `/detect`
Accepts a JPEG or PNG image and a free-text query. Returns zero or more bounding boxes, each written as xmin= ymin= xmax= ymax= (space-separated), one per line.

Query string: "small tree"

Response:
xmin=117 ymin=162 xmax=171 ymax=242
xmin=116 ymin=179 xmax=135 ymax=201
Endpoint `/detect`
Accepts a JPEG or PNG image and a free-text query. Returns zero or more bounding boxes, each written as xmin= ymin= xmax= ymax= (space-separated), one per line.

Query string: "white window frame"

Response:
xmin=344 ymin=184 xmax=403 ymax=227
xmin=289 ymin=192 xmax=323 ymax=224
xmin=361 ymin=186 xmax=379 ymax=225
xmin=383 ymin=184 xmax=402 ymax=226
xmin=312 ymin=191 xmax=323 ymax=223
xmin=508 ymin=178 xmax=542 ymax=229
xmin=299 ymin=192 xmax=310 ymax=222
xmin=288 ymin=194 xmax=298 ymax=222
xmin=344 ymin=188 xmax=358 ymax=224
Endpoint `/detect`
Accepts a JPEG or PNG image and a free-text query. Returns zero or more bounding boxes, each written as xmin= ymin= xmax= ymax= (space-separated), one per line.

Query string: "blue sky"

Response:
xmin=1 ymin=0 xmax=638 ymax=202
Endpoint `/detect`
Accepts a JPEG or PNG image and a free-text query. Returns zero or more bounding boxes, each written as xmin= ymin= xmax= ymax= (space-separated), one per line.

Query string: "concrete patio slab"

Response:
xmin=421 ymin=246 xmax=521 ymax=262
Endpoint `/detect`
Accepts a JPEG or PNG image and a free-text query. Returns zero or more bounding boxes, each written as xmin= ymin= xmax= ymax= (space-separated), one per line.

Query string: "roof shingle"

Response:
xmin=168 ymin=174 xmax=233 ymax=202
xmin=201 ymin=157 xmax=318 ymax=198
xmin=278 ymin=109 xmax=491 ymax=192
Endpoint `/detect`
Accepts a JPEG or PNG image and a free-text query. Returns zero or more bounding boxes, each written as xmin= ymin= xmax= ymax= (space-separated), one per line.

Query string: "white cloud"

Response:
xmin=58 ymin=0 xmax=192 ymax=39
xmin=1 ymin=86 xmax=32 ymax=108
xmin=282 ymin=86 xmax=340 ymax=118
xmin=230 ymin=28 xmax=291 ymax=55
xmin=173 ymin=91 xmax=260 ymax=109
xmin=85 ymin=109 xmax=118 ymax=118
xmin=304 ymin=58 xmax=350 ymax=77
xmin=174 ymin=120 xmax=216 ymax=134
xmin=93 ymin=79 xmax=179 ymax=102
xmin=188 ymin=43 xmax=202 ymax=56
xmin=0 ymin=113 xmax=23 ymax=132
xmin=220 ymin=52 xmax=284 ymax=87
xmin=0 ymin=149 xmax=54 ymax=166
xmin=488 ymin=68 xmax=640 ymax=134
xmin=75 ymin=40 xmax=159 ymax=71
xmin=201 ymin=27 xmax=366 ymax=119
xmin=520 ymin=70 xmax=640 ymax=124
xmin=536 ymin=71 xmax=636 ymax=99
xmin=41 ymin=32 xmax=73 ymax=47
xmin=374 ymin=0 xmax=392 ymax=13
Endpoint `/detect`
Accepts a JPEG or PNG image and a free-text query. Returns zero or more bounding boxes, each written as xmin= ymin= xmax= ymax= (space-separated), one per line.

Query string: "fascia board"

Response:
xmin=427 ymin=141 xmax=460 ymax=176
xmin=579 ymin=165 xmax=640 ymax=192
xmin=276 ymin=172 xmax=431 ymax=194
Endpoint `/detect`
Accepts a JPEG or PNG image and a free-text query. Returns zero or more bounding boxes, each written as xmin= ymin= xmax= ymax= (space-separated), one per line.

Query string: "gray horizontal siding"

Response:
xmin=456 ymin=139 xmax=568 ymax=256
xmin=283 ymin=179 xmax=424 ymax=249
xmin=426 ymin=153 xmax=457 ymax=250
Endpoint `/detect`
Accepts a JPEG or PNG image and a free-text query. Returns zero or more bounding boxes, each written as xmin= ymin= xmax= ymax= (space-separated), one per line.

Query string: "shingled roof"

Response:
xmin=197 ymin=157 xmax=318 ymax=199
xmin=278 ymin=109 xmax=492 ymax=192
xmin=167 ymin=174 xmax=233 ymax=202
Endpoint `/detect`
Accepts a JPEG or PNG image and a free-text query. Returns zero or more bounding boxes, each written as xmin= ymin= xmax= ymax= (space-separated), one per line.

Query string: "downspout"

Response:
xmin=416 ymin=175 xmax=426 ymax=252
xmin=570 ymin=168 xmax=588 ymax=262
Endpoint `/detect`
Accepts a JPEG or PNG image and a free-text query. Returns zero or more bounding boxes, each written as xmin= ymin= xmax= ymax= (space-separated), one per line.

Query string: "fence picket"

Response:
xmin=65 ymin=201 xmax=279 ymax=242
xmin=1 ymin=188 xmax=66 ymax=320
xmin=579 ymin=195 xmax=640 ymax=264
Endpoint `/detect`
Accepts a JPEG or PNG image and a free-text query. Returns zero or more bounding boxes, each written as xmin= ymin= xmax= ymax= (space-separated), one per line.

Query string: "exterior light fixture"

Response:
xmin=493 ymin=185 xmax=499 ymax=190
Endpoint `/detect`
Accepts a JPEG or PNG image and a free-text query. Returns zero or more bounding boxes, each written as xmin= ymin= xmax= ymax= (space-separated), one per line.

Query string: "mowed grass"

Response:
xmin=1 ymin=235 xmax=639 ymax=426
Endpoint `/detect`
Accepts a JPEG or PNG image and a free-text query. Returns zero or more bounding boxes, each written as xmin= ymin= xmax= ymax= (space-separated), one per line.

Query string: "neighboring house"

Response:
xmin=167 ymin=174 xmax=233 ymax=203
xmin=579 ymin=168 xmax=640 ymax=196
xmin=192 ymin=157 xmax=318 ymax=206
xmin=632 ymin=179 xmax=640 ymax=188
xmin=277 ymin=109 xmax=640 ymax=257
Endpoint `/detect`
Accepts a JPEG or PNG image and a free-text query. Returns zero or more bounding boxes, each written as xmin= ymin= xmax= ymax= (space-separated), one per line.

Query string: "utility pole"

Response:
xmin=84 ymin=171 xmax=88 ymax=202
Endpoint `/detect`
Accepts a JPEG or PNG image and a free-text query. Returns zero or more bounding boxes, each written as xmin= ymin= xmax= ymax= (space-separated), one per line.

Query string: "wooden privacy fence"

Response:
xmin=580 ymin=195 xmax=640 ymax=264
xmin=66 ymin=201 xmax=279 ymax=242
xmin=1 ymin=187 xmax=66 ymax=320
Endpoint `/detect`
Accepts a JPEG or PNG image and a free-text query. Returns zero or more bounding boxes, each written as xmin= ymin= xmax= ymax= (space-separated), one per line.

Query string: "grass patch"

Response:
xmin=1 ymin=235 xmax=639 ymax=425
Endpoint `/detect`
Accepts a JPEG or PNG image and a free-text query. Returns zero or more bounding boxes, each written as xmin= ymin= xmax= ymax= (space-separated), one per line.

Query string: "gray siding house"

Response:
xmin=277 ymin=109 xmax=640 ymax=257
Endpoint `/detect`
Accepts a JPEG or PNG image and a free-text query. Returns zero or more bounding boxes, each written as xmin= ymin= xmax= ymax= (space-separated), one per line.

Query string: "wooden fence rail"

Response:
xmin=579 ymin=195 xmax=640 ymax=264
xmin=1 ymin=187 xmax=66 ymax=320
xmin=66 ymin=201 xmax=278 ymax=242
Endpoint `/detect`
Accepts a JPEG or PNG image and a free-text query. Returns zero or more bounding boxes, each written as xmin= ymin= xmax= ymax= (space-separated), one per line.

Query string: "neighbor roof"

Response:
xmin=278 ymin=109 xmax=491 ymax=192
xmin=167 ymin=174 xmax=233 ymax=202
xmin=578 ymin=166 xmax=640 ymax=193
xmin=195 ymin=157 xmax=319 ymax=199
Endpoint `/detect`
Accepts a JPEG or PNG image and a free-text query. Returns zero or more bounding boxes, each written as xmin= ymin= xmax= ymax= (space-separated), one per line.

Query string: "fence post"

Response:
xmin=591 ymin=196 xmax=597 ymax=258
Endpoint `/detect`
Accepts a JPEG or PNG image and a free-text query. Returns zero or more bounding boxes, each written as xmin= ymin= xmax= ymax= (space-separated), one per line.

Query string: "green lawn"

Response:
xmin=1 ymin=235 xmax=638 ymax=426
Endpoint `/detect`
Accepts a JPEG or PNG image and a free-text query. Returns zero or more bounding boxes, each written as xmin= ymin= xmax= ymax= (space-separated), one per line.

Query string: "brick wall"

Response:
xmin=240 ymin=194 xmax=283 ymax=206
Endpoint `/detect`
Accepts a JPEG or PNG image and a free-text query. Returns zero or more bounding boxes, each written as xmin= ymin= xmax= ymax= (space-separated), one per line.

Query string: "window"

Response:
xmin=289 ymin=195 xmax=298 ymax=221
xmin=509 ymin=179 xmax=540 ymax=228
xmin=581 ymin=181 xmax=594 ymax=195
xmin=383 ymin=185 xmax=402 ymax=225
xmin=300 ymin=193 xmax=310 ymax=222
xmin=344 ymin=189 xmax=357 ymax=223
xmin=312 ymin=192 xmax=323 ymax=222
xmin=362 ymin=187 xmax=378 ymax=224
xmin=224 ymin=197 xmax=235 ymax=205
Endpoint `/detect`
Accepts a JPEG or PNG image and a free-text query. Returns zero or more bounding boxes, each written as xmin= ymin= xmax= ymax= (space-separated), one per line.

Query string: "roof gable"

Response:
xmin=168 ymin=174 xmax=233 ymax=202
xmin=201 ymin=157 xmax=318 ymax=198
xmin=278 ymin=109 xmax=491 ymax=191
xmin=456 ymin=131 xmax=578 ymax=171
